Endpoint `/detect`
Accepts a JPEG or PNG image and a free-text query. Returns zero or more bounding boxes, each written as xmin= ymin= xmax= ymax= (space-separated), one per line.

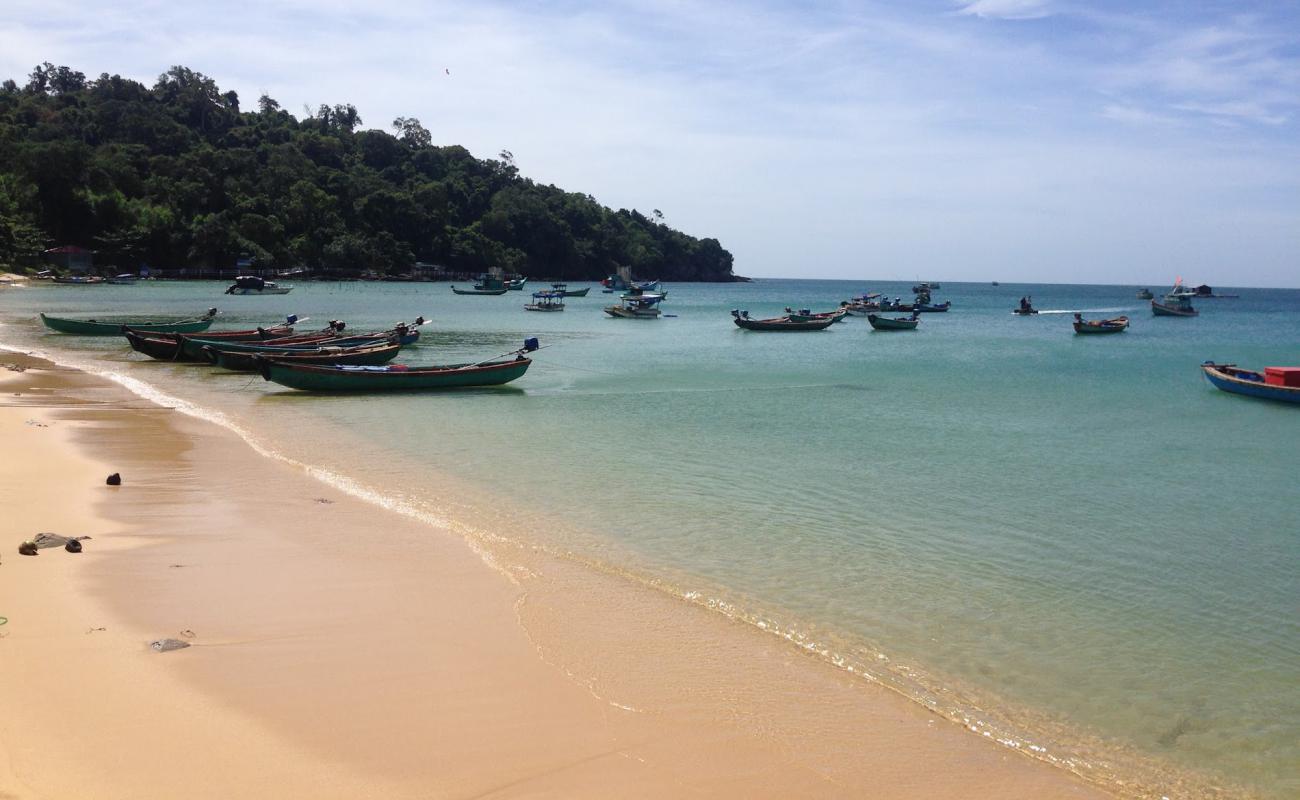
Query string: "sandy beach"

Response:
xmin=0 ymin=350 xmax=1113 ymax=799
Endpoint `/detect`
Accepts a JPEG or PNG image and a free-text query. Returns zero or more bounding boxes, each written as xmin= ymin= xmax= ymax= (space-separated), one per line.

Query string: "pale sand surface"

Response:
xmin=0 ymin=353 xmax=1113 ymax=799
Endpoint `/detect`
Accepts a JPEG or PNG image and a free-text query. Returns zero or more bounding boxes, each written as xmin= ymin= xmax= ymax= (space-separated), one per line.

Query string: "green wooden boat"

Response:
xmin=212 ymin=342 xmax=401 ymax=372
xmin=260 ymin=357 xmax=532 ymax=391
xmin=451 ymin=285 xmax=509 ymax=295
xmin=41 ymin=308 xmax=217 ymax=335
xmin=866 ymin=313 xmax=919 ymax=330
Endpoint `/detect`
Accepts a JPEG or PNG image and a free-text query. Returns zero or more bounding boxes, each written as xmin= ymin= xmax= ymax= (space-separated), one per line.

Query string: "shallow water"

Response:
xmin=3 ymin=278 xmax=1297 ymax=797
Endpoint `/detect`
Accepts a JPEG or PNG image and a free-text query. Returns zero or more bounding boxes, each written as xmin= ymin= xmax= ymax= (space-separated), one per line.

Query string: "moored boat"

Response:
xmin=867 ymin=313 xmax=920 ymax=331
xmin=784 ymin=307 xmax=848 ymax=323
xmin=211 ymin=341 xmax=401 ymax=372
xmin=40 ymin=308 xmax=218 ymax=335
xmin=525 ymin=291 xmax=565 ymax=312
xmin=915 ymin=301 xmax=951 ymax=312
xmin=106 ymin=274 xmax=139 ymax=285
xmin=605 ymin=293 xmax=665 ymax=319
xmin=549 ymin=283 xmax=590 ymax=297
xmin=51 ymin=275 xmax=106 ymax=285
xmin=732 ymin=310 xmax=835 ymax=331
xmin=259 ymin=339 xmax=540 ymax=392
xmin=451 ymin=285 xmax=509 ymax=295
xmin=505 ymin=277 xmax=527 ymax=290
xmin=1201 ymin=363 xmax=1300 ymax=405
xmin=1072 ymin=314 xmax=1129 ymax=334
xmin=1152 ymin=294 xmax=1197 ymax=317
xmin=225 ymin=276 xmax=292 ymax=295
xmin=1136 ymin=288 xmax=1153 ymax=299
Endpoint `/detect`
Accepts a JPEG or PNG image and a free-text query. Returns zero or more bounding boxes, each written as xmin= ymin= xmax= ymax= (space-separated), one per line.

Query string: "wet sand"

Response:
xmin=0 ymin=352 xmax=1113 ymax=798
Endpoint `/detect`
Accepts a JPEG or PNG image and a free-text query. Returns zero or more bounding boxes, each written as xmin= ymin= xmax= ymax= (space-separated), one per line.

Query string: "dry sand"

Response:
xmin=0 ymin=352 xmax=1113 ymax=798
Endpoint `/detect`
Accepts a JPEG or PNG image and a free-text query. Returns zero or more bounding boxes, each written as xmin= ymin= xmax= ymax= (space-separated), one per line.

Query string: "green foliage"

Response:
xmin=0 ymin=64 xmax=735 ymax=279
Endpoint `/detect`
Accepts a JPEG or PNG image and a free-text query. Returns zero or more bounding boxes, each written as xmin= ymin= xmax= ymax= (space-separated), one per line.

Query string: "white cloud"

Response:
xmin=955 ymin=0 xmax=1053 ymax=20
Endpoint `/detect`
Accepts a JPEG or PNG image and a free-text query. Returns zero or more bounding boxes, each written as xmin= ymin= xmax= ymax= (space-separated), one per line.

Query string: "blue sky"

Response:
xmin=3 ymin=0 xmax=1298 ymax=286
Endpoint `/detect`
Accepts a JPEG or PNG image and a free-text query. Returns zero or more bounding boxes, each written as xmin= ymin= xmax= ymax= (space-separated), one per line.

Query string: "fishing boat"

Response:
xmin=915 ymin=301 xmax=951 ymax=312
xmin=106 ymin=274 xmax=139 ymax=285
xmin=1152 ymin=294 xmax=1197 ymax=317
xmin=451 ymin=284 xmax=508 ymax=296
xmin=605 ymin=293 xmax=665 ymax=319
xmin=40 ymin=308 xmax=218 ymax=335
xmin=210 ymin=341 xmax=401 ymax=372
xmin=259 ymin=339 xmax=540 ymax=392
xmin=124 ymin=327 xmax=298 ymax=362
xmin=911 ymin=282 xmax=940 ymax=293
xmin=525 ymin=291 xmax=565 ymax=312
xmin=867 ymin=313 xmax=919 ymax=331
xmin=1072 ymin=314 xmax=1129 ymax=334
xmin=784 ymin=307 xmax=849 ymax=323
xmin=505 ymin=277 xmax=527 ymax=290
xmin=732 ymin=310 xmax=835 ymax=331
xmin=225 ymin=276 xmax=292 ymax=295
xmin=52 ymin=275 xmax=105 ymax=285
xmin=1201 ymin=363 xmax=1300 ymax=405
xmin=1136 ymin=288 xmax=1153 ymax=300
xmin=1013 ymin=296 xmax=1037 ymax=315
xmin=841 ymin=293 xmax=881 ymax=315
xmin=549 ymin=283 xmax=590 ymax=297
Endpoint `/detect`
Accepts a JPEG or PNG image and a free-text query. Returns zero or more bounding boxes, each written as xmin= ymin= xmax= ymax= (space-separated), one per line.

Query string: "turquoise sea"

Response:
xmin=3 ymin=278 xmax=1297 ymax=797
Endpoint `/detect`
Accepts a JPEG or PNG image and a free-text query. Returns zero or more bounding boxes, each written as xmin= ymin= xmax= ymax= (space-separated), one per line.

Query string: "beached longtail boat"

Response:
xmin=1201 ymin=363 xmax=1300 ymax=405
xmin=124 ymin=316 xmax=304 ymax=360
xmin=732 ymin=310 xmax=835 ymax=331
xmin=209 ymin=341 xmax=401 ymax=372
xmin=867 ymin=314 xmax=919 ymax=331
xmin=260 ymin=339 xmax=541 ymax=392
xmin=40 ymin=308 xmax=218 ymax=335
xmin=1072 ymin=315 xmax=1129 ymax=334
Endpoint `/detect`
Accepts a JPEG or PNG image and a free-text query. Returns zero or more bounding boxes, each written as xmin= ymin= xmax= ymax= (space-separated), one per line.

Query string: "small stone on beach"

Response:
xmin=18 ymin=541 xmax=38 ymax=556
xmin=150 ymin=638 xmax=190 ymax=653
xmin=106 ymin=473 xmax=121 ymax=486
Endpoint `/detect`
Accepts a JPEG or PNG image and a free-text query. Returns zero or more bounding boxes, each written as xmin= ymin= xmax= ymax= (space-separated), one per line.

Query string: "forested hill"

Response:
xmin=0 ymin=64 xmax=736 ymax=280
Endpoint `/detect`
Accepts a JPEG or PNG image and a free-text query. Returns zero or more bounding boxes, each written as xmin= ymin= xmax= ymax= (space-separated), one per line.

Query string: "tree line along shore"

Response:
xmin=0 ymin=63 xmax=738 ymax=282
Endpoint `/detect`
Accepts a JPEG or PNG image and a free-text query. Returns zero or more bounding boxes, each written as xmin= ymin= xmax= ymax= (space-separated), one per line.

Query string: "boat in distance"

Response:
xmin=225 ymin=276 xmax=292 ymax=295
xmin=525 ymin=291 xmax=565 ymax=312
xmin=731 ymin=310 xmax=835 ymax=331
xmin=1201 ymin=363 xmax=1300 ymax=405
xmin=41 ymin=308 xmax=218 ymax=335
xmin=1073 ymin=314 xmax=1129 ymax=334
xmin=605 ymin=293 xmax=665 ymax=319
xmin=451 ymin=285 xmax=509 ymax=295
xmin=1152 ymin=294 xmax=1197 ymax=317
xmin=867 ymin=313 xmax=920 ymax=331
xmin=549 ymin=283 xmax=590 ymax=297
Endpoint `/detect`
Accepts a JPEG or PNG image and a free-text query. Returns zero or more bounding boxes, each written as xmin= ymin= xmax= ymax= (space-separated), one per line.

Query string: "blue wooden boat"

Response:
xmin=1201 ymin=363 xmax=1300 ymax=405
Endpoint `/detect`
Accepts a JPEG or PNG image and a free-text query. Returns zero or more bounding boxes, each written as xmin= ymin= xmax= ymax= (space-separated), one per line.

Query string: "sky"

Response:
xmin=2 ymin=0 xmax=1298 ymax=287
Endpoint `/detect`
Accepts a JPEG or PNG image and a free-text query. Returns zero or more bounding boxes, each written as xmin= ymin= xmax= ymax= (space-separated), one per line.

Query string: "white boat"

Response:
xmin=604 ymin=293 xmax=664 ymax=319
xmin=106 ymin=274 xmax=139 ymax=285
xmin=225 ymin=276 xmax=293 ymax=295
xmin=524 ymin=291 xmax=565 ymax=312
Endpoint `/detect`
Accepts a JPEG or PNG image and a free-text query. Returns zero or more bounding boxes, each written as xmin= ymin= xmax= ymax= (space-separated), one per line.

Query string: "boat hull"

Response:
xmin=1152 ymin=300 xmax=1197 ymax=317
xmin=214 ymin=343 xmax=401 ymax=372
xmin=1202 ymin=363 xmax=1300 ymax=405
xmin=41 ymin=312 xmax=215 ymax=335
xmin=867 ymin=314 xmax=919 ymax=331
xmin=604 ymin=307 xmax=661 ymax=319
xmin=452 ymin=286 xmax=509 ymax=296
xmin=261 ymin=358 xmax=532 ymax=391
xmin=225 ymin=287 xmax=292 ymax=295
xmin=556 ymin=287 xmax=589 ymax=297
xmin=1073 ymin=318 xmax=1128 ymax=334
xmin=733 ymin=316 xmax=834 ymax=331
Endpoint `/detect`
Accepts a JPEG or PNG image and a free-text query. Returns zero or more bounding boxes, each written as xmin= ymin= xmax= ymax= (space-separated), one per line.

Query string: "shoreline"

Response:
xmin=0 ymin=349 xmax=1127 ymax=798
xmin=4 ymin=340 xmax=1271 ymax=798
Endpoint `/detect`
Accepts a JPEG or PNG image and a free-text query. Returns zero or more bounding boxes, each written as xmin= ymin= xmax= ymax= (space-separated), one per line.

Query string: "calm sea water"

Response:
xmin=3 ymin=278 xmax=1297 ymax=797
